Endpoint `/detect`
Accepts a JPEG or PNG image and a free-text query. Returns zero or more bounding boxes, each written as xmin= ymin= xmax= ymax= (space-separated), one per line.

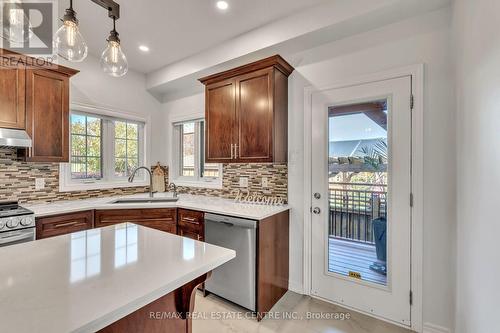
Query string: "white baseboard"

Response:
xmin=423 ymin=322 xmax=451 ymax=333
xmin=286 ymin=282 xmax=447 ymax=333
xmin=288 ymin=280 xmax=304 ymax=294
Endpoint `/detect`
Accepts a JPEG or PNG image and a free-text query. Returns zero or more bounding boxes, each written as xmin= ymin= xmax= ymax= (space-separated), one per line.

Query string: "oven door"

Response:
xmin=0 ymin=228 xmax=35 ymax=247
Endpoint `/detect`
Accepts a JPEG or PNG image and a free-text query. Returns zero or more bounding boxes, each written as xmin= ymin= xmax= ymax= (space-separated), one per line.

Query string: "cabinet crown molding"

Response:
xmin=199 ymin=54 xmax=294 ymax=86
xmin=0 ymin=48 xmax=79 ymax=77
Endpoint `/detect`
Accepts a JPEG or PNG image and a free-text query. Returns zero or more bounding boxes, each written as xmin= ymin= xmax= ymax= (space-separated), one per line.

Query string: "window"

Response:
xmin=61 ymin=110 xmax=146 ymax=191
xmin=180 ymin=122 xmax=195 ymax=177
xmin=70 ymin=114 xmax=102 ymax=179
xmin=114 ymin=121 xmax=140 ymax=178
xmin=173 ymin=120 xmax=222 ymax=188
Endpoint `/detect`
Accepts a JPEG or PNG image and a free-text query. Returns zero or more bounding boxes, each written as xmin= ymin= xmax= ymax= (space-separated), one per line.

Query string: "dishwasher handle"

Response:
xmin=204 ymin=213 xmax=257 ymax=229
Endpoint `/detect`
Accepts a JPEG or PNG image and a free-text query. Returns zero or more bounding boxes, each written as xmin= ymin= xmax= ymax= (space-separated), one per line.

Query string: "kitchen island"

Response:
xmin=0 ymin=223 xmax=235 ymax=333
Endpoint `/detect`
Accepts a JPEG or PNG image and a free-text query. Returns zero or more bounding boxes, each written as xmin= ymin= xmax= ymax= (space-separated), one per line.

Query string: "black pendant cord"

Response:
xmin=107 ymin=17 xmax=120 ymax=43
xmin=63 ymin=0 xmax=77 ymax=24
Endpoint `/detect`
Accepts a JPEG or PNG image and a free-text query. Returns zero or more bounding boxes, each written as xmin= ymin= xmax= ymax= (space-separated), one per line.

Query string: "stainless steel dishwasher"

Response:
xmin=204 ymin=213 xmax=257 ymax=311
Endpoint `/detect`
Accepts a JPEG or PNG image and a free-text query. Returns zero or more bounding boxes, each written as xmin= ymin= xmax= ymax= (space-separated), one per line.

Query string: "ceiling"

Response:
xmin=58 ymin=0 xmax=329 ymax=73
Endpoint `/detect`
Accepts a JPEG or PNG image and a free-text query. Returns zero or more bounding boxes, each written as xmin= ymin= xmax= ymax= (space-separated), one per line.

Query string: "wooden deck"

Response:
xmin=328 ymin=237 xmax=387 ymax=285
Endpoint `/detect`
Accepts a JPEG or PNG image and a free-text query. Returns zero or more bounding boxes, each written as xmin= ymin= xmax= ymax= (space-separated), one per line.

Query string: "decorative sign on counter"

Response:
xmin=232 ymin=189 xmax=285 ymax=206
xmin=152 ymin=163 xmax=167 ymax=193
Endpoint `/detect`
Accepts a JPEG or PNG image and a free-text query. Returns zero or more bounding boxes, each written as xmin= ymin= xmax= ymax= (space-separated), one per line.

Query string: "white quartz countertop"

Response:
xmin=0 ymin=223 xmax=235 ymax=333
xmin=25 ymin=193 xmax=289 ymax=220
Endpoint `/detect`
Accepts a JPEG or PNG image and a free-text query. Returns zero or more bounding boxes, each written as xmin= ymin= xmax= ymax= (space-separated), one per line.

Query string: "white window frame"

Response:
xmin=59 ymin=103 xmax=150 ymax=192
xmin=170 ymin=119 xmax=222 ymax=189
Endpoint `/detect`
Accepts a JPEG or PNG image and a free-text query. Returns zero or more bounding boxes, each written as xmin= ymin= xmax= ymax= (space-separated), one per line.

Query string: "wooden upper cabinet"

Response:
xmin=24 ymin=67 xmax=77 ymax=162
xmin=200 ymin=55 xmax=293 ymax=164
xmin=205 ymin=78 xmax=236 ymax=162
xmin=0 ymin=56 xmax=25 ymax=129
xmin=25 ymin=69 xmax=69 ymax=162
xmin=236 ymin=68 xmax=273 ymax=161
xmin=0 ymin=48 xmax=78 ymax=162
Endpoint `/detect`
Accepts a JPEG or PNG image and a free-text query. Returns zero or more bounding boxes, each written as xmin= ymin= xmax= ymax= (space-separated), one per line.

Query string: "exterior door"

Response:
xmin=311 ymin=76 xmax=412 ymax=326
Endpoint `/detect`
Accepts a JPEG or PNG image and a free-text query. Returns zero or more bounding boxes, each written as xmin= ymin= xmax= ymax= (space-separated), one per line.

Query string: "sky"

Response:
xmin=329 ymin=113 xmax=387 ymax=142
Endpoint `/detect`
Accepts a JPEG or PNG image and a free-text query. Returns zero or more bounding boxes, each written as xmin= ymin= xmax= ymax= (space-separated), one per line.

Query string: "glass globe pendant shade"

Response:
xmin=100 ymin=37 xmax=128 ymax=77
xmin=53 ymin=19 xmax=88 ymax=62
xmin=0 ymin=4 xmax=32 ymax=44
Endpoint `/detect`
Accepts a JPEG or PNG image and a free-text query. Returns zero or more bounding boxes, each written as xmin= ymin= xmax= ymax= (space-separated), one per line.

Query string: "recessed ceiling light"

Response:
xmin=216 ymin=1 xmax=229 ymax=10
xmin=139 ymin=45 xmax=150 ymax=52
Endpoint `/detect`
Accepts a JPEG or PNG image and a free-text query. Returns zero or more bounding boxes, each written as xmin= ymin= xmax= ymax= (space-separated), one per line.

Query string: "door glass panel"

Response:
xmin=328 ymin=99 xmax=388 ymax=286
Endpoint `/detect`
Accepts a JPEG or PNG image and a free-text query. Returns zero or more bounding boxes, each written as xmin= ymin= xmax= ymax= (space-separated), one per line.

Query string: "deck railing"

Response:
xmin=329 ymin=182 xmax=387 ymax=244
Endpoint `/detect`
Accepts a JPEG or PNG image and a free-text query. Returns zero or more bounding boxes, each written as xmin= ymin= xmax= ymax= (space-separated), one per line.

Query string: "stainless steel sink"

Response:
xmin=110 ymin=197 xmax=179 ymax=204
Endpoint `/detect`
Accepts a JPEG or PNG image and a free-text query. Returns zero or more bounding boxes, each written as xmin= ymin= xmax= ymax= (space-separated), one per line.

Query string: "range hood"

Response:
xmin=0 ymin=128 xmax=32 ymax=148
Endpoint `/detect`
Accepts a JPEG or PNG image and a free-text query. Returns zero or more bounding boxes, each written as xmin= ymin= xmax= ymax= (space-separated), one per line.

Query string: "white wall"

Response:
xmin=59 ymin=55 xmax=166 ymax=164
xmin=453 ymin=1 xmax=500 ymax=332
xmin=160 ymin=8 xmax=456 ymax=332
xmin=161 ymin=92 xmax=205 ymax=169
xmin=287 ymin=8 xmax=455 ymax=332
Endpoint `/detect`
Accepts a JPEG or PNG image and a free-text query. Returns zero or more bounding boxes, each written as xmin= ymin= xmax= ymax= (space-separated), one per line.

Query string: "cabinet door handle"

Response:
xmin=235 ymin=144 xmax=238 ymax=159
xmin=54 ymin=221 xmax=79 ymax=228
xmin=230 ymin=144 xmax=234 ymax=159
xmin=182 ymin=217 xmax=198 ymax=223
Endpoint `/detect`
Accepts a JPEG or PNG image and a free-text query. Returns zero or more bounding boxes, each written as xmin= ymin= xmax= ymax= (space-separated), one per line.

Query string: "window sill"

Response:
xmin=171 ymin=179 xmax=223 ymax=190
xmin=59 ymin=180 xmax=149 ymax=193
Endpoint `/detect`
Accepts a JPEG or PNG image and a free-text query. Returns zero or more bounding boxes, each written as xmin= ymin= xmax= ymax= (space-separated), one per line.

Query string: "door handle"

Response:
xmin=230 ymin=144 xmax=234 ymax=159
xmin=0 ymin=231 xmax=34 ymax=245
xmin=234 ymin=144 xmax=239 ymax=159
xmin=54 ymin=221 xmax=79 ymax=228
xmin=312 ymin=207 xmax=321 ymax=214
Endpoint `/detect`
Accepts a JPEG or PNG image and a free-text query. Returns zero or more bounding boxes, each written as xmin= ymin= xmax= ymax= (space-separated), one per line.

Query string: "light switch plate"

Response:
xmin=239 ymin=177 xmax=249 ymax=188
xmin=35 ymin=178 xmax=45 ymax=190
xmin=262 ymin=177 xmax=268 ymax=188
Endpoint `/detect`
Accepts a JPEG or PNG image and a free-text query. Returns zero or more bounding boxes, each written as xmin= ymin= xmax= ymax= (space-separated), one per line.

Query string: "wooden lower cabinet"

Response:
xmin=177 ymin=209 xmax=204 ymax=241
xmin=36 ymin=210 xmax=93 ymax=240
xmin=257 ymin=210 xmax=289 ymax=320
xmin=95 ymin=209 xmax=177 ymax=234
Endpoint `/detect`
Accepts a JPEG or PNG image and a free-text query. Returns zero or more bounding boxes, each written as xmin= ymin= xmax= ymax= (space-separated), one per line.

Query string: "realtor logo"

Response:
xmin=0 ymin=1 xmax=53 ymax=55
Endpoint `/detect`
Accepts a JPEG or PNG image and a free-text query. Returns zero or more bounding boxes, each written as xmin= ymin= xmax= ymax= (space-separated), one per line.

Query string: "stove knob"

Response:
xmin=20 ymin=217 xmax=32 ymax=226
xmin=6 ymin=218 xmax=19 ymax=228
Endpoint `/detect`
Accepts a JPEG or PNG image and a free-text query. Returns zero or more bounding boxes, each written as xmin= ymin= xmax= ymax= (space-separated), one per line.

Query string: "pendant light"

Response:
xmin=53 ymin=0 xmax=88 ymax=62
xmin=53 ymin=0 xmax=127 ymax=77
xmin=100 ymin=18 xmax=128 ymax=77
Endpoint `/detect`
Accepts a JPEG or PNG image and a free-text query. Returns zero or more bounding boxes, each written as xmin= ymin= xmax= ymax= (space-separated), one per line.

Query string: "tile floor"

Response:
xmin=193 ymin=291 xmax=413 ymax=333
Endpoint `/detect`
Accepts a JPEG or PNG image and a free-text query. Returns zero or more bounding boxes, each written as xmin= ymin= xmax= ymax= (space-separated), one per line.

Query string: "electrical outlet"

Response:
xmin=239 ymin=177 xmax=248 ymax=188
xmin=262 ymin=177 xmax=268 ymax=188
xmin=35 ymin=178 xmax=45 ymax=190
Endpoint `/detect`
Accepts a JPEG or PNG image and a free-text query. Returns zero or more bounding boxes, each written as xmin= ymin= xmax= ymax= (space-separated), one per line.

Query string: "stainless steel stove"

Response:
xmin=0 ymin=201 xmax=35 ymax=247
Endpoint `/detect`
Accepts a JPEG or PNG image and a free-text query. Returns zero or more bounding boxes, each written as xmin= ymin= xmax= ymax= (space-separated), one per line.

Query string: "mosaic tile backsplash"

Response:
xmin=0 ymin=148 xmax=288 ymax=204
xmin=0 ymin=149 xmax=149 ymax=203
xmin=174 ymin=163 xmax=288 ymax=203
